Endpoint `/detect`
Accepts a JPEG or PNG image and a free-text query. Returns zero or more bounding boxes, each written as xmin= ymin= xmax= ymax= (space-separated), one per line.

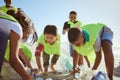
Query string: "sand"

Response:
xmin=1 ymin=43 xmax=120 ymax=80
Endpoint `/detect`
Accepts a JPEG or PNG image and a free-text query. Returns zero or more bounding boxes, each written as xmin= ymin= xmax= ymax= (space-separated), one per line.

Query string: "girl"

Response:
xmin=0 ymin=10 xmax=37 ymax=80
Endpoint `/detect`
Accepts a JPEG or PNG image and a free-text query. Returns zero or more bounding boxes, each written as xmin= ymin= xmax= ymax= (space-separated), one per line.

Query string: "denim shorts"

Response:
xmin=69 ymin=43 xmax=74 ymax=57
xmin=94 ymin=26 xmax=113 ymax=52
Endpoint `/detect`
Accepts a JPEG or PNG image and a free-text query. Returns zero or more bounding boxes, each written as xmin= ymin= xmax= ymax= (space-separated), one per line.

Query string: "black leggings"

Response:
xmin=0 ymin=31 xmax=8 ymax=73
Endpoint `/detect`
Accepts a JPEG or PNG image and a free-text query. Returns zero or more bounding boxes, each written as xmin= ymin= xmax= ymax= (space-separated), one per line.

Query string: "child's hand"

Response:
xmin=62 ymin=30 xmax=67 ymax=34
xmin=38 ymin=68 xmax=43 ymax=73
xmin=71 ymin=69 xmax=80 ymax=79
xmin=40 ymin=68 xmax=43 ymax=73
xmin=62 ymin=28 xmax=70 ymax=34
xmin=34 ymin=68 xmax=43 ymax=74
xmin=71 ymin=69 xmax=80 ymax=75
xmin=31 ymin=68 xmax=38 ymax=73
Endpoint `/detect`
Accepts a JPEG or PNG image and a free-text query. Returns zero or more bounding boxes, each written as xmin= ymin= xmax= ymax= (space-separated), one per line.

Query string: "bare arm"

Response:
xmin=62 ymin=28 xmax=70 ymax=35
xmin=62 ymin=22 xmax=70 ymax=35
xmin=9 ymin=30 xmax=32 ymax=80
xmin=35 ymin=55 xmax=42 ymax=70
xmin=19 ymin=49 xmax=32 ymax=69
xmin=72 ymin=50 xmax=80 ymax=75
xmin=92 ymin=50 xmax=102 ymax=70
xmin=35 ymin=43 xmax=43 ymax=72
xmin=84 ymin=56 xmax=90 ymax=67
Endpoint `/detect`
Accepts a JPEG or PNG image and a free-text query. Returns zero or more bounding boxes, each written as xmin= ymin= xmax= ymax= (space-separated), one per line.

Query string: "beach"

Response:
xmin=1 ymin=42 xmax=120 ymax=80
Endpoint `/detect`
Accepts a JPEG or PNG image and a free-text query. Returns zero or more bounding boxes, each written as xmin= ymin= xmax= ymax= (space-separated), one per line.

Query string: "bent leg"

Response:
xmin=102 ymin=40 xmax=114 ymax=80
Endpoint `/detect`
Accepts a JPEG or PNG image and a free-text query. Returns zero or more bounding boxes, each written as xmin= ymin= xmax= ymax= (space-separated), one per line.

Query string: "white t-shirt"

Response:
xmin=93 ymin=27 xmax=103 ymax=52
xmin=0 ymin=18 xmax=22 ymax=38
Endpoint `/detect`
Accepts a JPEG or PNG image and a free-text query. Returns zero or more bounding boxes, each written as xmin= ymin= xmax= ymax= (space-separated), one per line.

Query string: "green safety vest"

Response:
xmin=20 ymin=43 xmax=33 ymax=60
xmin=68 ymin=20 xmax=83 ymax=28
xmin=37 ymin=34 xmax=60 ymax=55
xmin=0 ymin=6 xmax=17 ymax=13
xmin=74 ymin=23 xmax=104 ymax=63
xmin=5 ymin=41 xmax=33 ymax=61
xmin=0 ymin=10 xmax=17 ymax=22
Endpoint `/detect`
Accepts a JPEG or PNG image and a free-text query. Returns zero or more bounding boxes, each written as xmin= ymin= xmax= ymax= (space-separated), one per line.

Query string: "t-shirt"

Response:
xmin=0 ymin=18 xmax=22 ymax=38
xmin=63 ymin=20 xmax=83 ymax=30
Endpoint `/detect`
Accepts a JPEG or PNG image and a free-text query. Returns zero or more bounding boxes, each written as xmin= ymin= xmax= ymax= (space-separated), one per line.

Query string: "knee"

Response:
xmin=101 ymin=40 xmax=113 ymax=56
xmin=51 ymin=55 xmax=59 ymax=64
xmin=43 ymin=60 xmax=49 ymax=68
xmin=101 ymin=40 xmax=112 ymax=47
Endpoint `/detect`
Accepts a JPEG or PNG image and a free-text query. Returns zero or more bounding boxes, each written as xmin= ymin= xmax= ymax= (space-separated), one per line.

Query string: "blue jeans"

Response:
xmin=0 ymin=31 xmax=8 ymax=73
xmin=69 ymin=43 xmax=74 ymax=57
xmin=94 ymin=26 xmax=113 ymax=52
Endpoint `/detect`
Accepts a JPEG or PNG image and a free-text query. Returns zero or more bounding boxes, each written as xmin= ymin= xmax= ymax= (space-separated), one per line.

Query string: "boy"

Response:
xmin=35 ymin=25 xmax=60 ymax=75
xmin=68 ymin=23 xmax=114 ymax=80
xmin=62 ymin=11 xmax=90 ymax=68
xmin=62 ymin=11 xmax=83 ymax=57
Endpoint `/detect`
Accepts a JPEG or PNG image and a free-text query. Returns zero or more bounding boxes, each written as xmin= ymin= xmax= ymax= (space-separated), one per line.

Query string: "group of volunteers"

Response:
xmin=0 ymin=0 xmax=114 ymax=80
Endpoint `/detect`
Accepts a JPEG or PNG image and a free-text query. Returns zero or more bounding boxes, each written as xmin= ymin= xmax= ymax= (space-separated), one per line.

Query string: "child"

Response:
xmin=0 ymin=10 xmax=37 ymax=80
xmin=0 ymin=0 xmax=17 ymax=13
xmin=0 ymin=0 xmax=38 ymax=75
xmin=4 ymin=41 xmax=37 ymax=72
xmin=35 ymin=25 xmax=60 ymax=75
xmin=62 ymin=11 xmax=90 ymax=68
xmin=62 ymin=11 xmax=83 ymax=57
xmin=68 ymin=23 xmax=114 ymax=80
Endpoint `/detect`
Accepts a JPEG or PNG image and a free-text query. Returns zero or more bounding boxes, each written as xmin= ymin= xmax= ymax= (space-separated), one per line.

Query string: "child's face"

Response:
xmin=4 ymin=0 xmax=12 ymax=6
xmin=72 ymin=34 xmax=84 ymax=47
xmin=22 ymin=28 xmax=33 ymax=39
xmin=69 ymin=14 xmax=77 ymax=22
xmin=44 ymin=34 xmax=57 ymax=44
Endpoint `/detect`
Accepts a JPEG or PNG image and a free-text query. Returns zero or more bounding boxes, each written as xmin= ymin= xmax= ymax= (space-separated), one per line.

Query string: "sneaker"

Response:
xmin=114 ymin=63 xmax=120 ymax=77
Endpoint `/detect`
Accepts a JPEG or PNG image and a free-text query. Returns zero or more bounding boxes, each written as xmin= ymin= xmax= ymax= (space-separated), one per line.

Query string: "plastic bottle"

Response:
xmin=65 ymin=58 xmax=73 ymax=71
xmin=26 ymin=68 xmax=31 ymax=74
xmin=74 ymin=72 xmax=81 ymax=79
xmin=60 ymin=54 xmax=73 ymax=72
xmin=92 ymin=71 xmax=108 ymax=80
xmin=26 ymin=67 xmax=37 ymax=79
xmin=35 ymin=77 xmax=44 ymax=80
xmin=74 ymin=64 xmax=84 ymax=79
xmin=46 ymin=78 xmax=53 ymax=80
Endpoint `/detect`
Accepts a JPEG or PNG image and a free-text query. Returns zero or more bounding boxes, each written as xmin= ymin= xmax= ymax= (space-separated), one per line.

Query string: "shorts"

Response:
xmin=69 ymin=43 xmax=74 ymax=57
xmin=42 ymin=52 xmax=59 ymax=68
xmin=94 ymin=26 xmax=113 ymax=52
